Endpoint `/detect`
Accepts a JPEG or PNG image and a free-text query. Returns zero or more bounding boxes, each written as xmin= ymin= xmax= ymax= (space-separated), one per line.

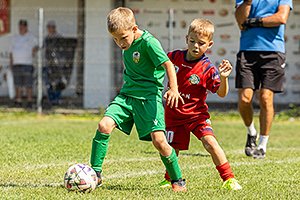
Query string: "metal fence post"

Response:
xmin=168 ymin=8 xmax=174 ymax=51
xmin=37 ymin=8 xmax=44 ymax=114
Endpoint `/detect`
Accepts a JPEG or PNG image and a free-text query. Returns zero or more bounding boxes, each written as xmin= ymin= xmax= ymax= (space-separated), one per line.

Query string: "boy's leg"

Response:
xmin=151 ymin=131 xmax=182 ymax=180
xmin=201 ymin=135 xmax=242 ymax=190
xmin=201 ymin=135 xmax=233 ymax=180
xmin=159 ymin=149 xmax=180 ymax=188
xmin=162 ymin=148 xmax=179 ymax=181
xmin=151 ymin=131 xmax=186 ymax=191
xmin=90 ymin=116 xmax=116 ymax=184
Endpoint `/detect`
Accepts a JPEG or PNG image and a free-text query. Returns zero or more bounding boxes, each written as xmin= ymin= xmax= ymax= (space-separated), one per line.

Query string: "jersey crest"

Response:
xmin=133 ymin=51 xmax=140 ymax=63
xmin=189 ymin=74 xmax=200 ymax=85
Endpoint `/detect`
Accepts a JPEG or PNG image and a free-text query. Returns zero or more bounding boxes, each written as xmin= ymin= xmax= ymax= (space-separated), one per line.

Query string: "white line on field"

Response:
xmin=8 ymin=146 xmax=300 ymax=171
xmin=104 ymin=157 xmax=300 ymax=180
xmin=1 ymin=157 xmax=300 ymax=189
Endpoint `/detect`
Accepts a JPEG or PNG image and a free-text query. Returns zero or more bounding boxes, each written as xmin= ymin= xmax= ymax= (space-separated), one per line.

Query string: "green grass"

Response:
xmin=0 ymin=110 xmax=299 ymax=199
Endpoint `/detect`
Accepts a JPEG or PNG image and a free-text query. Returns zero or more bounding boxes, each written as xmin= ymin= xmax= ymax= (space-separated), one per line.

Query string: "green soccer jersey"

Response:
xmin=120 ymin=30 xmax=169 ymax=100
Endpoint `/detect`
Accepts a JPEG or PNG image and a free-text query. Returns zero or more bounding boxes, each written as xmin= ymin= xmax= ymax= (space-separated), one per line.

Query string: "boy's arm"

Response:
xmin=162 ymin=60 xmax=184 ymax=108
xmin=216 ymin=60 xmax=232 ymax=98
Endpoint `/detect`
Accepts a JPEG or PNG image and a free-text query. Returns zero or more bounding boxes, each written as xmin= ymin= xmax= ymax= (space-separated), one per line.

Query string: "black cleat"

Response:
xmin=171 ymin=179 xmax=187 ymax=192
xmin=96 ymin=171 xmax=103 ymax=187
xmin=253 ymin=148 xmax=266 ymax=159
xmin=245 ymin=134 xmax=257 ymax=157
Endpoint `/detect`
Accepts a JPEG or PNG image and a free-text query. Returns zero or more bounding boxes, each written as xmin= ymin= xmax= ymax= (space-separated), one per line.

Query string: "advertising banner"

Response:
xmin=0 ymin=0 xmax=10 ymax=35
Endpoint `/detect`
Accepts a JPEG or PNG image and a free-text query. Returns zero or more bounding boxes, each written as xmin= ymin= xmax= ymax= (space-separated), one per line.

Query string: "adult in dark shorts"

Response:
xmin=235 ymin=0 xmax=293 ymax=159
xmin=10 ymin=19 xmax=38 ymax=108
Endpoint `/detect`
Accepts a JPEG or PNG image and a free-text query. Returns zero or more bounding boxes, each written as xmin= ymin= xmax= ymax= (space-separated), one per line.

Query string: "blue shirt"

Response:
xmin=236 ymin=0 xmax=293 ymax=53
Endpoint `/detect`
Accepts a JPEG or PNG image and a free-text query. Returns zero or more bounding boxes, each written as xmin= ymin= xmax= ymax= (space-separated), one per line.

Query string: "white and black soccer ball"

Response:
xmin=64 ymin=163 xmax=98 ymax=193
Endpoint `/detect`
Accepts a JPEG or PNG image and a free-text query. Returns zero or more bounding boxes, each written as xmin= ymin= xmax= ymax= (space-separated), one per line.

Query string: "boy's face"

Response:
xmin=186 ymin=31 xmax=213 ymax=60
xmin=110 ymin=26 xmax=137 ymax=50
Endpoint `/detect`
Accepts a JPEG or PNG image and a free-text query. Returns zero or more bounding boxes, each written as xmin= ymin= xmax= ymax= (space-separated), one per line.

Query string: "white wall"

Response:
xmin=0 ymin=0 xmax=78 ymax=97
xmin=10 ymin=0 xmax=77 ymax=38
xmin=84 ymin=0 xmax=112 ymax=108
xmin=126 ymin=0 xmax=300 ymax=104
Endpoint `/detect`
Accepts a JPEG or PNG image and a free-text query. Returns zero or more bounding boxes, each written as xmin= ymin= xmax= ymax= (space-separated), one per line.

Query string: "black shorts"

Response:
xmin=12 ymin=65 xmax=34 ymax=87
xmin=235 ymin=51 xmax=285 ymax=93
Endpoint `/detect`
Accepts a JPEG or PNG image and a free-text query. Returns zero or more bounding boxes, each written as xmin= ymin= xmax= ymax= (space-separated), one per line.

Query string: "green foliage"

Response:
xmin=278 ymin=104 xmax=300 ymax=118
xmin=0 ymin=111 xmax=299 ymax=199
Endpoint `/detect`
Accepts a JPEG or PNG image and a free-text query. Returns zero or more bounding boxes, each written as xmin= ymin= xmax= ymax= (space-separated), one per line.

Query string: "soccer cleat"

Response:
xmin=171 ymin=179 xmax=187 ymax=192
xmin=245 ymin=134 xmax=257 ymax=156
xmin=95 ymin=171 xmax=103 ymax=187
xmin=222 ymin=178 xmax=242 ymax=191
xmin=253 ymin=148 xmax=266 ymax=159
xmin=159 ymin=179 xmax=172 ymax=188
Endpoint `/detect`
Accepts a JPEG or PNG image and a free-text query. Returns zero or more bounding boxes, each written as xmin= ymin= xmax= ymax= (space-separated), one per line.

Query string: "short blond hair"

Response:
xmin=188 ymin=18 xmax=214 ymax=40
xmin=107 ymin=7 xmax=136 ymax=33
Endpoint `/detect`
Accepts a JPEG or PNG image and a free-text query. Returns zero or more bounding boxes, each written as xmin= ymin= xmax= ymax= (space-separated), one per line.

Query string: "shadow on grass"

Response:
xmin=180 ymin=152 xmax=210 ymax=157
xmin=102 ymin=184 xmax=149 ymax=191
xmin=142 ymin=151 xmax=209 ymax=157
xmin=0 ymin=182 xmax=64 ymax=188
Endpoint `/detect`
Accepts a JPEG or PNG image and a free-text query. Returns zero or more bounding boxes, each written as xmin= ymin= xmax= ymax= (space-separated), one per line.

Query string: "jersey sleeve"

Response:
xmin=279 ymin=0 xmax=293 ymax=10
xmin=235 ymin=0 xmax=243 ymax=7
xmin=146 ymin=37 xmax=169 ymax=67
xmin=204 ymin=66 xmax=221 ymax=93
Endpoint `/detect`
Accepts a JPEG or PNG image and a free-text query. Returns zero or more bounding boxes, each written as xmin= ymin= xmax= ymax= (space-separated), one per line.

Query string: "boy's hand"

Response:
xmin=163 ymin=89 xmax=184 ymax=108
xmin=218 ymin=60 xmax=232 ymax=78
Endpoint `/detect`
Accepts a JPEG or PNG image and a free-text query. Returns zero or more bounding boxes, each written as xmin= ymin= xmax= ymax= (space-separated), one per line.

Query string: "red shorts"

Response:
xmin=166 ymin=119 xmax=214 ymax=150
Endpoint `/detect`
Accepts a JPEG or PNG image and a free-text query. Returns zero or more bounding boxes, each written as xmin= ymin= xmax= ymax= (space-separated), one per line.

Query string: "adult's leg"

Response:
xmin=259 ymin=88 xmax=274 ymax=136
xmin=238 ymin=88 xmax=254 ymax=126
xmin=252 ymin=88 xmax=274 ymax=157
xmin=26 ymin=87 xmax=33 ymax=102
xmin=15 ymin=87 xmax=22 ymax=103
xmin=238 ymin=88 xmax=257 ymax=156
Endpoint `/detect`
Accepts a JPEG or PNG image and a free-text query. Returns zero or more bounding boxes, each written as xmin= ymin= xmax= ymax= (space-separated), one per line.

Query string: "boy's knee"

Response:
xmin=152 ymin=137 xmax=166 ymax=149
xmin=201 ymin=135 xmax=217 ymax=151
xmin=151 ymin=131 xmax=170 ymax=153
xmin=98 ymin=118 xmax=115 ymax=133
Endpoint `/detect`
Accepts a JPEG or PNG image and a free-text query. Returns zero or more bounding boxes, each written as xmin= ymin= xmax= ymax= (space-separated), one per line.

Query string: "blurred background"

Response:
xmin=0 ymin=0 xmax=299 ymax=111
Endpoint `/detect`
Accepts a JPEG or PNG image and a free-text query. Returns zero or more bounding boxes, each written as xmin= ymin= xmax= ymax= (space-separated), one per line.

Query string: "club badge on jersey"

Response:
xmin=133 ymin=51 xmax=140 ymax=63
xmin=189 ymin=74 xmax=200 ymax=85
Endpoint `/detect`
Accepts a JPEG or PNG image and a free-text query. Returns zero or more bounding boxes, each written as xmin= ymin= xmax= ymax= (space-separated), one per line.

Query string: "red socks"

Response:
xmin=216 ymin=162 xmax=234 ymax=181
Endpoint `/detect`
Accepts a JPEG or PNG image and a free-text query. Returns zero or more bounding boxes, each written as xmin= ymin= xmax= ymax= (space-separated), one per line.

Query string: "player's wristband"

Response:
xmin=242 ymin=18 xmax=263 ymax=29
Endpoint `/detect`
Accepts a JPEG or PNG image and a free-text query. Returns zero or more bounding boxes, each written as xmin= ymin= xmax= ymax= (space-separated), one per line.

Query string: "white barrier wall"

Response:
xmin=84 ymin=0 xmax=112 ymax=108
xmin=125 ymin=0 xmax=300 ymax=104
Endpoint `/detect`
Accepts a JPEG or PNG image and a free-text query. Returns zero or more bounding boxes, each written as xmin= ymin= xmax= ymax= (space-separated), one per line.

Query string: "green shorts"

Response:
xmin=104 ymin=94 xmax=165 ymax=141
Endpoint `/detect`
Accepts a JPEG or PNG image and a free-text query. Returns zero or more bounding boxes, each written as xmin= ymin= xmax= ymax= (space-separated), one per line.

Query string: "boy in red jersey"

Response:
xmin=160 ymin=18 xmax=242 ymax=190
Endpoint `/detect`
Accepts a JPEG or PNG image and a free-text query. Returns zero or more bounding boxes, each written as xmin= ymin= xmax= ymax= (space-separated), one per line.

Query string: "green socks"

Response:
xmin=160 ymin=148 xmax=182 ymax=181
xmin=90 ymin=130 xmax=110 ymax=172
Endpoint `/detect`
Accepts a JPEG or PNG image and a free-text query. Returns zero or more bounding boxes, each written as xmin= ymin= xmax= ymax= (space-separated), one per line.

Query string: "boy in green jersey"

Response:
xmin=90 ymin=7 xmax=186 ymax=192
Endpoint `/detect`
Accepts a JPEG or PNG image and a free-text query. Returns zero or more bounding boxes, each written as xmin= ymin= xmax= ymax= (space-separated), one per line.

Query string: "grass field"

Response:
xmin=0 ymin=109 xmax=299 ymax=200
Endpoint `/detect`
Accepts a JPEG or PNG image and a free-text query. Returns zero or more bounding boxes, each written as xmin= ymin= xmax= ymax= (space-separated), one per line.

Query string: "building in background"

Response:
xmin=0 ymin=0 xmax=299 ymax=108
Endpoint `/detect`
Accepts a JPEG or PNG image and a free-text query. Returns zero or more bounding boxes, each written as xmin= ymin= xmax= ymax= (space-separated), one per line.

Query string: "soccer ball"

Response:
xmin=64 ymin=163 xmax=98 ymax=193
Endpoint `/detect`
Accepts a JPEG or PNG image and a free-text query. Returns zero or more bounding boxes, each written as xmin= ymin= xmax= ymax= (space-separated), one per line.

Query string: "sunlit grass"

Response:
xmin=0 ymin=110 xmax=299 ymax=199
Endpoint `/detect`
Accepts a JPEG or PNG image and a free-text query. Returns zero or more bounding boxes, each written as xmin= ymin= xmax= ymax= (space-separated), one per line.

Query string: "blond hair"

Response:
xmin=107 ymin=7 xmax=136 ymax=33
xmin=188 ymin=18 xmax=214 ymax=40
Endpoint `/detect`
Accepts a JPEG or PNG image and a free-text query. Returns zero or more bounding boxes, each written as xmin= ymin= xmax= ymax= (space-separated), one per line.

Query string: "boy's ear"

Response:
xmin=207 ymin=40 xmax=214 ymax=49
xmin=132 ymin=25 xmax=138 ymax=32
xmin=185 ymin=35 xmax=188 ymax=44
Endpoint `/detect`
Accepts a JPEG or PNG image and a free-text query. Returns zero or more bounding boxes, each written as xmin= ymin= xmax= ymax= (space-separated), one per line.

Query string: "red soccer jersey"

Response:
xmin=165 ymin=50 xmax=221 ymax=126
